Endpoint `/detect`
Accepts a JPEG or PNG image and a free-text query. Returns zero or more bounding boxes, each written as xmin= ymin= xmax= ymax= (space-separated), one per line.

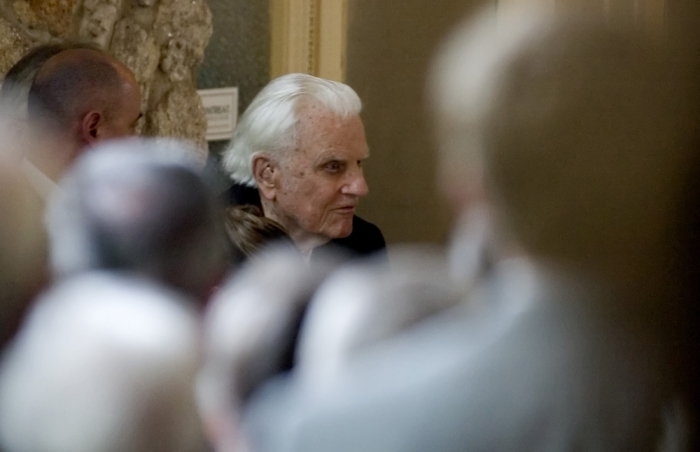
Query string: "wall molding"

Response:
xmin=270 ymin=0 xmax=347 ymax=81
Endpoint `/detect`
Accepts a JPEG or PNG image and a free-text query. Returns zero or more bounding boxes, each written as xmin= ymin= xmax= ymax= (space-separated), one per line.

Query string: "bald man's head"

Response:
xmin=27 ymin=49 xmax=141 ymax=153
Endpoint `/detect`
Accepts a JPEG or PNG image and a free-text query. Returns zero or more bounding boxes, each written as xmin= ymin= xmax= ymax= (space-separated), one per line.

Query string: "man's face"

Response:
xmin=268 ymin=103 xmax=370 ymax=248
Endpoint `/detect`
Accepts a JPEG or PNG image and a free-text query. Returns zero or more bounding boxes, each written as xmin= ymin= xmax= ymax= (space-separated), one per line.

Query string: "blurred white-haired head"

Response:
xmin=222 ymin=73 xmax=362 ymax=187
xmin=429 ymin=6 xmax=697 ymax=288
xmin=197 ymin=246 xmax=340 ymax=450
xmin=47 ymin=138 xmax=229 ymax=301
xmin=0 ymin=271 xmax=204 ymax=452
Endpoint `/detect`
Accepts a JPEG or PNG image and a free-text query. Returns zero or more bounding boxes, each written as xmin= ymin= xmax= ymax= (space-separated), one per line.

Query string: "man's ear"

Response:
xmin=252 ymin=154 xmax=278 ymax=200
xmin=80 ymin=111 xmax=102 ymax=145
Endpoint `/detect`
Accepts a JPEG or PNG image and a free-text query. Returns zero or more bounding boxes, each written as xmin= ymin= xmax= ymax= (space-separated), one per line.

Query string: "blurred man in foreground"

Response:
xmin=222 ymin=73 xmax=385 ymax=261
xmin=47 ymin=139 xmax=229 ymax=303
xmin=239 ymin=8 xmax=698 ymax=452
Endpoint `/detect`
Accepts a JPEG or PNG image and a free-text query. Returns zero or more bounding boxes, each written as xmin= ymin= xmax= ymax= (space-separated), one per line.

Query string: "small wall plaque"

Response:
xmin=198 ymin=87 xmax=239 ymax=141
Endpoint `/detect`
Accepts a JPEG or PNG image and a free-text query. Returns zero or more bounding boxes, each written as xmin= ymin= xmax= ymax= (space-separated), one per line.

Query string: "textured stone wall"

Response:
xmin=0 ymin=0 xmax=212 ymax=161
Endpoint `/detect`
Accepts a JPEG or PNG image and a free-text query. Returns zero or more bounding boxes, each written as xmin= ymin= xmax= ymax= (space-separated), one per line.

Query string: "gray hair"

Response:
xmin=47 ymin=138 xmax=228 ymax=299
xmin=222 ymin=73 xmax=362 ymax=187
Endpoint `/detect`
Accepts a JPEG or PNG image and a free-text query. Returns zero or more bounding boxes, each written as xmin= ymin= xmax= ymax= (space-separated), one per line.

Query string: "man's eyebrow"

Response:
xmin=317 ymin=156 xmax=346 ymax=165
xmin=316 ymin=149 xmax=370 ymax=163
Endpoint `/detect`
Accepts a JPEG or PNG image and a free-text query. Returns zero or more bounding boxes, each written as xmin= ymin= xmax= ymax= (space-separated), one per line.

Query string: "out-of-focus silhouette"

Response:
xmin=47 ymin=138 xmax=229 ymax=303
xmin=0 ymin=271 xmax=205 ymax=452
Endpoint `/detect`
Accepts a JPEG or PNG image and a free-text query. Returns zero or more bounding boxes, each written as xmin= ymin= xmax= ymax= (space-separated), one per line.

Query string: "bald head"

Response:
xmin=27 ymin=48 xmax=141 ymax=153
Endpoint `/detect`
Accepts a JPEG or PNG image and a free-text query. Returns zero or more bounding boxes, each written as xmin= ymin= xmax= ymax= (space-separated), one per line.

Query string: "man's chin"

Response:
xmin=334 ymin=229 xmax=353 ymax=239
xmin=325 ymin=220 xmax=354 ymax=240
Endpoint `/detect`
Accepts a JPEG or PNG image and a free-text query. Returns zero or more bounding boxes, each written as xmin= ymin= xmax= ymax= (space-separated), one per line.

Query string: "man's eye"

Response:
xmin=325 ymin=161 xmax=344 ymax=173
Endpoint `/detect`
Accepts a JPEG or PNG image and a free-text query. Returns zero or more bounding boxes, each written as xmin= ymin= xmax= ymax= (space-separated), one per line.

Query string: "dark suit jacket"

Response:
xmin=225 ymin=184 xmax=387 ymax=262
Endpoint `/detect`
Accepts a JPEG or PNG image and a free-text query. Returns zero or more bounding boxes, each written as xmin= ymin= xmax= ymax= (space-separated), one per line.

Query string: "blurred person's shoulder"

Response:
xmin=241 ymin=261 xmax=666 ymax=452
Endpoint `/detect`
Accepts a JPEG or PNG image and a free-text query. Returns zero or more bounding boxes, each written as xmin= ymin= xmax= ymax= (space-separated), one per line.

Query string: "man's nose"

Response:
xmin=342 ymin=171 xmax=369 ymax=197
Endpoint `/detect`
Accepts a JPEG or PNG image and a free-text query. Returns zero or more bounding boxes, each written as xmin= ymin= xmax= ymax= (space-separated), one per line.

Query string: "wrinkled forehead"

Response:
xmin=291 ymin=101 xmax=365 ymax=151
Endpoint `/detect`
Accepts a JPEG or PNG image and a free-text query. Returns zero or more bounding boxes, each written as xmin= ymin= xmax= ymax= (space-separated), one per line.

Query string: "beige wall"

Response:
xmin=346 ymin=0 xmax=490 ymax=245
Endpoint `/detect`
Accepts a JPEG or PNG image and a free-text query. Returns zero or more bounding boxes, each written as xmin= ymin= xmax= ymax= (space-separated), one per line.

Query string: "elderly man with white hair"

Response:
xmin=222 ymin=73 xmax=386 ymax=261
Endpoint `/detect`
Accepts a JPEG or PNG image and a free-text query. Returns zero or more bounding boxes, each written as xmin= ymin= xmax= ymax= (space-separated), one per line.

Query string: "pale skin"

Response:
xmin=75 ymin=63 xmax=142 ymax=148
xmin=70 ymin=61 xmax=142 ymax=163
xmin=253 ymin=102 xmax=370 ymax=254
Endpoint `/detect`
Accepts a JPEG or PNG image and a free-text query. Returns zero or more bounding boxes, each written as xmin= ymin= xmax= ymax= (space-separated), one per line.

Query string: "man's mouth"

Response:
xmin=335 ymin=205 xmax=356 ymax=213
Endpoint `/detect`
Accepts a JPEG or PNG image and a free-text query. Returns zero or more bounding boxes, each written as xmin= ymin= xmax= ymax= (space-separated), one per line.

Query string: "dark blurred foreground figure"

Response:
xmin=239 ymin=8 xmax=699 ymax=452
xmin=47 ymin=139 xmax=229 ymax=304
xmin=0 ymin=272 xmax=206 ymax=452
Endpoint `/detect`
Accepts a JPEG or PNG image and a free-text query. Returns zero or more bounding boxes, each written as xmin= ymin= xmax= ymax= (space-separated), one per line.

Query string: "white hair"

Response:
xmin=222 ymin=73 xmax=362 ymax=187
xmin=0 ymin=272 xmax=204 ymax=452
